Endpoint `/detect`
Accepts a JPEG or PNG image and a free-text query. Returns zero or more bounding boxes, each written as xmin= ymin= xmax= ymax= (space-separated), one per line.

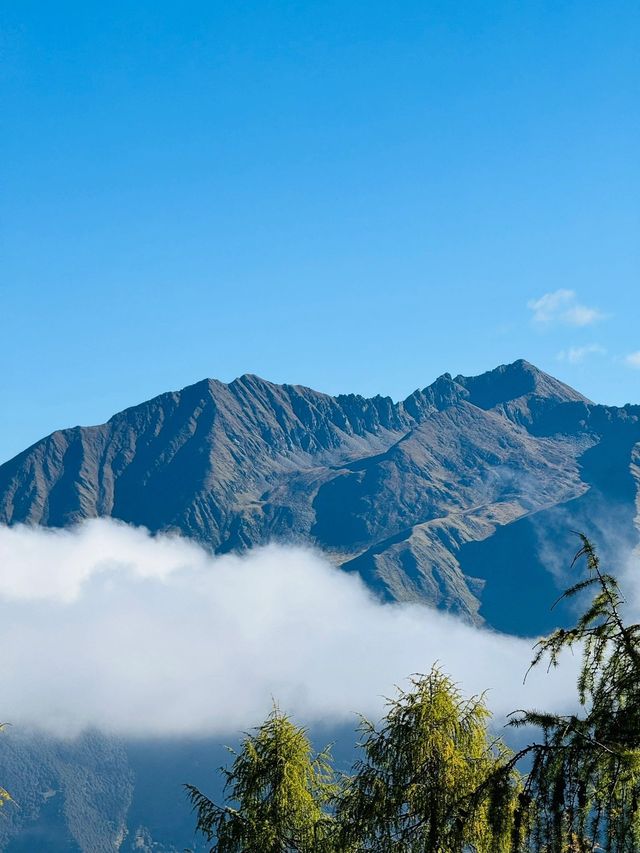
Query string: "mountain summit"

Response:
xmin=0 ymin=360 xmax=637 ymax=633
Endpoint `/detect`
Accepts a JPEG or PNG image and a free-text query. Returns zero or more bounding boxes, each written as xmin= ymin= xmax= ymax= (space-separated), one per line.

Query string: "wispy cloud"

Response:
xmin=624 ymin=351 xmax=640 ymax=369
xmin=528 ymin=290 xmax=605 ymax=328
xmin=556 ymin=344 xmax=607 ymax=365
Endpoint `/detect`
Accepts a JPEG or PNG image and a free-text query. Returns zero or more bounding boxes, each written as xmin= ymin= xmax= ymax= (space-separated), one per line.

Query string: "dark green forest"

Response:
xmin=186 ymin=538 xmax=640 ymax=852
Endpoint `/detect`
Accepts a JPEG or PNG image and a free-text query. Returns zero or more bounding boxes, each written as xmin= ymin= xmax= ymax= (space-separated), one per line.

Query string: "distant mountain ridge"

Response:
xmin=1 ymin=359 xmax=638 ymax=632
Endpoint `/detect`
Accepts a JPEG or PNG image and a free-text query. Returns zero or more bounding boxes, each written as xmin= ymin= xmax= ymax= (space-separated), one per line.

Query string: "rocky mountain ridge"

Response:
xmin=1 ymin=359 xmax=640 ymax=851
xmin=0 ymin=359 xmax=638 ymax=630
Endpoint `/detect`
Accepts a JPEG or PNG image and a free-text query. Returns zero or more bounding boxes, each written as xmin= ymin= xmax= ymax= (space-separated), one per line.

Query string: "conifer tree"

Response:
xmin=185 ymin=706 xmax=336 ymax=853
xmin=508 ymin=535 xmax=640 ymax=852
xmin=335 ymin=666 xmax=519 ymax=852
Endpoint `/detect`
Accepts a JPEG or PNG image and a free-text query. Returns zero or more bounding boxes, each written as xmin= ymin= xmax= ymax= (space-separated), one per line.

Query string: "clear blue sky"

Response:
xmin=1 ymin=0 xmax=638 ymax=463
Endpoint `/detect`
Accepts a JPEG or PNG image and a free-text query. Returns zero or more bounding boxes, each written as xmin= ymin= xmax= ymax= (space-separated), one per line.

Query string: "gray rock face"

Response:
xmin=0 ymin=359 xmax=638 ymax=631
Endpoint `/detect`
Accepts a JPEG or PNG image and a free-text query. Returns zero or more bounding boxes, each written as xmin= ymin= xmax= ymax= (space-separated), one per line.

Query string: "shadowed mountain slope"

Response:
xmin=1 ymin=359 xmax=638 ymax=630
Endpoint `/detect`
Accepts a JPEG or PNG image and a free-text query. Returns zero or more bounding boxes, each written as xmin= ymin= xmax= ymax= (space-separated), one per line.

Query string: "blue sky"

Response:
xmin=1 ymin=0 xmax=638 ymax=463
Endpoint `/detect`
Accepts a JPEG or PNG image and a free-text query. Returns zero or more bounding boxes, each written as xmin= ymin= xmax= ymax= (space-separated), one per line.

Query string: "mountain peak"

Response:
xmin=453 ymin=359 xmax=591 ymax=411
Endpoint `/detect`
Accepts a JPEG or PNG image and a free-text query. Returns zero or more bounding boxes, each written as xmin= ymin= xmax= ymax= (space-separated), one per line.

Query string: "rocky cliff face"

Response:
xmin=1 ymin=359 xmax=638 ymax=630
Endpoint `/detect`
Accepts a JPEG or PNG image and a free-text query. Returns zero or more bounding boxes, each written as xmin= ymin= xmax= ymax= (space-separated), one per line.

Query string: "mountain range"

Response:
xmin=1 ymin=358 xmax=639 ymax=634
xmin=1 ymin=359 xmax=640 ymax=850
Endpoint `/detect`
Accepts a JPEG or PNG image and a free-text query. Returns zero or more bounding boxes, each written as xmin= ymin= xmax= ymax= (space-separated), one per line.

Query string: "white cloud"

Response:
xmin=556 ymin=344 xmax=607 ymax=365
xmin=0 ymin=520 xmax=593 ymax=738
xmin=527 ymin=290 xmax=605 ymax=328
xmin=624 ymin=351 xmax=640 ymax=369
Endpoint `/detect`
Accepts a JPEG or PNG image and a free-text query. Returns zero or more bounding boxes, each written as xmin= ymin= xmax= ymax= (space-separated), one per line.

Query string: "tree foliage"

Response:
xmin=185 ymin=706 xmax=336 ymax=852
xmin=336 ymin=667 xmax=519 ymax=852
xmin=508 ymin=535 xmax=640 ymax=852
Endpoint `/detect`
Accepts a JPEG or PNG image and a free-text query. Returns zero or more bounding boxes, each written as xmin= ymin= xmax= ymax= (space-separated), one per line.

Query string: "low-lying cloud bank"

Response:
xmin=0 ymin=520 xmax=587 ymax=738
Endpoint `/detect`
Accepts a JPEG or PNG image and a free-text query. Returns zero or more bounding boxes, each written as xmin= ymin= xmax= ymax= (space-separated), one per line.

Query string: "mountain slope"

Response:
xmin=0 ymin=359 xmax=637 ymax=629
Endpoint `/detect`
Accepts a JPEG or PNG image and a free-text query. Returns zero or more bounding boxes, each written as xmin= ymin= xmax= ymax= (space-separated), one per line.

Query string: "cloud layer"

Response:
xmin=0 ymin=520 xmax=587 ymax=738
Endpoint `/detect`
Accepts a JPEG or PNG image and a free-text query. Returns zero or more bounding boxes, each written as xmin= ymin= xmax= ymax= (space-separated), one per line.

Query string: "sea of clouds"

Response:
xmin=0 ymin=519 xmax=616 ymax=738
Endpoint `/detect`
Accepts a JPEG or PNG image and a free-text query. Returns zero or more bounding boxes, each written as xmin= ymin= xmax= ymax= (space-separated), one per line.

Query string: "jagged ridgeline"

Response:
xmin=1 ymin=359 xmax=639 ymax=635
